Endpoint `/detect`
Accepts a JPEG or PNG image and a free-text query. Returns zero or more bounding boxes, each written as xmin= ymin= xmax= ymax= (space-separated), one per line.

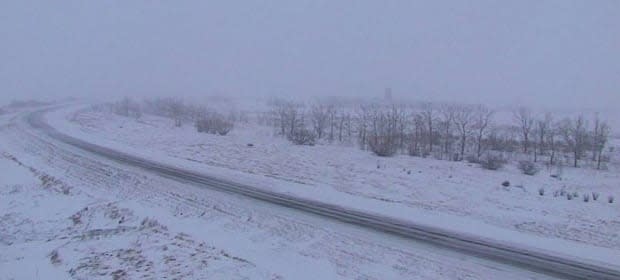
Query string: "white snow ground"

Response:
xmin=0 ymin=107 xmax=560 ymax=279
xmin=44 ymin=105 xmax=620 ymax=268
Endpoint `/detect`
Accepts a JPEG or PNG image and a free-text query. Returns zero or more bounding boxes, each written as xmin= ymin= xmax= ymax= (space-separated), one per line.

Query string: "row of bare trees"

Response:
xmin=270 ymin=100 xmax=613 ymax=169
xmin=512 ymin=107 xmax=611 ymax=169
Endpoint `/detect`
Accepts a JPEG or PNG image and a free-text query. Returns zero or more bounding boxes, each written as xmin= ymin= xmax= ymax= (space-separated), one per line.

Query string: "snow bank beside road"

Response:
xmin=0 ymin=154 xmax=276 ymax=279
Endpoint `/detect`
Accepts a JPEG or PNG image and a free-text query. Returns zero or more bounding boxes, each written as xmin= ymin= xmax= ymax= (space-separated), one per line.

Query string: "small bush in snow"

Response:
xmin=592 ymin=192 xmax=599 ymax=201
xmin=567 ymin=193 xmax=573 ymax=200
xmin=287 ymin=127 xmax=316 ymax=146
xmin=368 ymin=135 xmax=397 ymax=157
xmin=480 ymin=154 xmax=507 ymax=170
xmin=407 ymin=170 xmax=412 ymax=175
xmin=140 ymin=218 xmax=168 ymax=231
xmin=609 ymin=196 xmax=615 ymax=204
xmin=70 ymin=212 xmax=82 ymax=225
xmin=583 ymin=194 xmax=590 ymax=202
xmin=572 ymin=191 xmax=579 ymax=198
xmin=518 ymin=160 xmax=540 ymax=176
xmin=49 ymin=250 xmax=61 ymax=265
xmin=538 ymin=188 xmax=544 ymax=196
xmin=195 ymin=112 xmax=234 ymax=135
xmin=195 ymin=114 xmax=234 ymax=136
xmin=501 ymin=181 xmax=510 ymax=187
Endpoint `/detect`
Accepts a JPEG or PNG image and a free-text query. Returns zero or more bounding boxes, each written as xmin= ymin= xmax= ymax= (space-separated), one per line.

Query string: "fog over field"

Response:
xmin=2 ymin=1 xmax=620 ymax=279
xmin=1 ymin=1 xmax=619 ymax=110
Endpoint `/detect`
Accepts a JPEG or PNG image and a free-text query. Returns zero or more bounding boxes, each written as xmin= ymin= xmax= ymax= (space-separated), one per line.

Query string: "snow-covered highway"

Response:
xmin=18 ymin=106 xmax=620 ymax=280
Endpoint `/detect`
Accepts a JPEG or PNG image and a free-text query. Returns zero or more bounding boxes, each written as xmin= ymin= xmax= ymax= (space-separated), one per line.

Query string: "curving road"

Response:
xmin=28 ymin=108 xmax=620 ymax=280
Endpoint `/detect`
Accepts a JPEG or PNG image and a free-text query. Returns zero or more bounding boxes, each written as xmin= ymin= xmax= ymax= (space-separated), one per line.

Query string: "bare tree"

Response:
xmin=368 ymin=105 xmax=400 ymax=157
xmin=420 ymin=102 xmax=436 ymax=155
xmin=592 ymin=114 xmax=601 ymax=161
xmin=560 ymin=115 xmax=588 ymax=167
xmin=454 ymin=105 xmax=474 ymax=161
xmin=546 ymin=121 xmax=559 ymax=165
xmin=439 ymin=104 xmax=456 ymax=160
xmin=272 ymin=100 xmax=304 ymax=137
xmin=167 ymin=98 xmax=185 ymax=127
xmin=327 ymin=105 xmax=338 ymax=142
xmin=310 ymin=102 xmax=329 ymax=139
xmin=534 ymin=113 xmax=552 ymax=162
xmin=337 ymin=110 xmax=350 ymax=143
xmin=396 ymin=106 xmax=408 ymax=150
xmin=355 ymin=105 xmax=372 ymax=150
xmin=408 ymin=113 xmax=425 ymax=156
xmin=272 ymin=101 xmax=288 ymax=136
xmin=472 ymin=105 xmax=494 ymax=158
xmin=514 ymin=107 xmax=534 ymax=154
xmin=593 ymin=120 xmax=610 ymax=169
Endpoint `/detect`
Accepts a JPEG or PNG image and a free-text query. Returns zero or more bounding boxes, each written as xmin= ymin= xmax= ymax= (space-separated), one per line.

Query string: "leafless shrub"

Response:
xmin=140 ymin=218 xmax=168 ymax=231
xmin=518 ymin=160 xmax=540 ymax=175
xmin=40 ymin=174 xmax=61 ymax=188
xmin=368 ymin=135 xmax=397 ymax=157
xmin=609 ymin=196 xmax=615 ymax=204
xmin=49 ymin=250 xmax=61 ymax=265
xmin=70 ymin=212 xmax=82 ymax=225
xmin=583 ymin=194 xmax=590 ymax=202
xmin=592 ymin=192 xmax=599 ymax=201
xmin=538 ymin=188 xmax=545 ymax=196
xmin=480 ymin=154 xmax=507 ymax=170
xmin=195 ymin=113 xmax=234 ymax=136
xmin=502 ymin=181 xmax=510 ymax=187
xmin=288 ymin=127 xmax=316 ymax=146
xmin=112 ymin=269 xmax=127 ymax=280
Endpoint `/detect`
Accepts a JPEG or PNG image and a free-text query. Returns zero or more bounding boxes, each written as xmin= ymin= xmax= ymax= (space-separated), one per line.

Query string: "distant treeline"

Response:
xmin=101 ymin=96 xmax=613 ymax=170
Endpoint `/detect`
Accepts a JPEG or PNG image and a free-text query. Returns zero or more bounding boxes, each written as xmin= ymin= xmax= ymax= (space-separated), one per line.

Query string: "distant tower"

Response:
xmin=384 ymin=87 xmax=392 ymax=101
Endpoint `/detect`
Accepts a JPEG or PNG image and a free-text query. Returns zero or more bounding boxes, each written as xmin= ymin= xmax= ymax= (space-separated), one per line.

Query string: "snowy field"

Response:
xmin=1 ymin=106 xmax=562 ymax=279
xmin=43 ymin=105 xmax=620 ymax=268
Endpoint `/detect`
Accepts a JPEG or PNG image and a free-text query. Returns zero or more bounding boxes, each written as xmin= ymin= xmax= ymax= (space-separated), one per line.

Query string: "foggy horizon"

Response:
xmin=2 ymin=1 xmax=619 ymax=111
xmin=2 ymin=2 xmax=620 ymax=279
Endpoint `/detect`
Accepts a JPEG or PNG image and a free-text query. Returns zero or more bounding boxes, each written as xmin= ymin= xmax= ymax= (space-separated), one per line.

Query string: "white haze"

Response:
xmin=1 ymin=1 xmax=619 ymax=114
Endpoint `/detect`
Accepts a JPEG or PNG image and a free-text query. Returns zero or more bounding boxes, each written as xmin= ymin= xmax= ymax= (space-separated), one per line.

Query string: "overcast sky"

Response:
xmin=1 ymin=1 xmax=618 ymax=110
